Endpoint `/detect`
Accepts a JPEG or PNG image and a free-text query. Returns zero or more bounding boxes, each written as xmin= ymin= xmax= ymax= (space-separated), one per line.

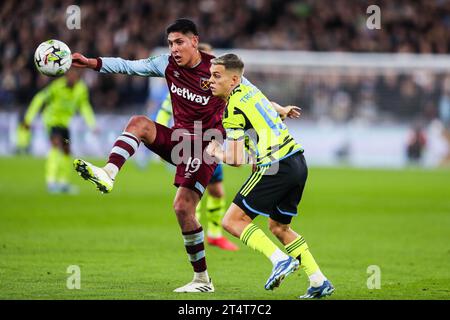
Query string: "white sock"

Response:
xmin=194 ymin=270 xmax=210 ymax=283
xmin=207 ymin=231 xmax=221 ymax=239
xmin=309 ymin=269 xmax=327 ymax=287
xmin=269 ymin=248 xmax=288 ymax=266
xmin=103 ymin=163 xmax=118 ymax=180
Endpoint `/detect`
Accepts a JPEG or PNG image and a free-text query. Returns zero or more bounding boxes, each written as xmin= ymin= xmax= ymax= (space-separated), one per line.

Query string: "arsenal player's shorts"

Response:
xmin=233 ymin=151 xmax=307 ymax=225
xmin=145 ymin=121 xmax=218 ymax=198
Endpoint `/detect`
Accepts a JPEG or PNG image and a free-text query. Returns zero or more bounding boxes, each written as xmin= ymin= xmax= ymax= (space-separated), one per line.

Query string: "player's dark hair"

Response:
xmin=211 ymin=54 xmax=244 ymax=74
xmin=166 ymin=18 xmax=199 ymax=36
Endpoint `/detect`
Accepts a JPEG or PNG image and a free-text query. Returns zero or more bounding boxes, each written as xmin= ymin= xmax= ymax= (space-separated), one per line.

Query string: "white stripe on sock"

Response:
xmin=111 ymin=146 xmax=130 ymax=160
xmin=188 ymin=250 xmax=205 ymax=262
xmin=122 ymin=131 xmax=140 ymax=143
xmin=117 ymin=135 xmax=139 ymax=151
xmin=183 ymin=231 xmax=204 ymax=246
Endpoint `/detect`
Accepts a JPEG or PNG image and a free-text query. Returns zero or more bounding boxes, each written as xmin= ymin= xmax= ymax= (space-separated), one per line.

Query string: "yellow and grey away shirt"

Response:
xmin=222 ymin=81 xmax=303 ymax=167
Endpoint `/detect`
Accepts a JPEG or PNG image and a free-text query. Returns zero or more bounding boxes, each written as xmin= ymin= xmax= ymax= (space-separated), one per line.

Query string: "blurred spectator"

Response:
xmin=438 ymin=76 xmax=450 ymax=165
xmin=406 ymin=124 xmax=427 ymax=165
xmin=2 ymin=0 xmax=450 ymax=121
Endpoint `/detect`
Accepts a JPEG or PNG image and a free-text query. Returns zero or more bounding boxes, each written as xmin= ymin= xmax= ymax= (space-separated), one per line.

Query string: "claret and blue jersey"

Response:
xmin=99 ymin=51 xmax=225 ymax=134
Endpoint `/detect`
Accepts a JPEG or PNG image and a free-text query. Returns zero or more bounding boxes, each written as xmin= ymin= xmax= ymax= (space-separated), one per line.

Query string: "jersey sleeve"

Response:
xmin=24 ymin=84 xmax=51 ymax=125
xmin=100 ymin=54 xmax=170 ymax=77
xmin=222 ymin=103 xmax=246 ymax=141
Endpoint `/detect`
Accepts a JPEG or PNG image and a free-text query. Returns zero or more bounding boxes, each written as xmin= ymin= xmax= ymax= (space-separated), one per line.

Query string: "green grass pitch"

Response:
xmin=0 ymin=156 xmax=449 ymax=300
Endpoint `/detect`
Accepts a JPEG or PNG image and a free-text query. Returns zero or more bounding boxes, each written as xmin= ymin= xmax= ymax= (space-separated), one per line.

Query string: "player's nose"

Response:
xmin=170 ymin=44 xmax=178 ymax=54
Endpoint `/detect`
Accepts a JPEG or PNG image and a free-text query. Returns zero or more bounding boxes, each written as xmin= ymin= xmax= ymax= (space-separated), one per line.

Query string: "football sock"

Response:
xmin=270 ymin=248 xmax=289 ymax=266
xmin=57 ymin=153 xmax=72 ymax=185
xmin=46 ymin=147 xmax=61 ymax=184
xmin=182 ymin=227 xmax=208 ymax=278
xmin=240 ymin=224 xmax=287 ymax=265
xmin=104 ymin=131 xmax=140 ymax=179
xmin=206 ymin=195 xmax=226 ymax=238
xmin=285 ymin=235 xmax=326 ymax=287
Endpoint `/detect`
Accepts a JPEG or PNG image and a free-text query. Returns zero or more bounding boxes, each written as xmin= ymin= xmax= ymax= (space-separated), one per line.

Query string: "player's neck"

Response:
xmin=186 ymin=50 xmax=202 ymax=68
xmin=223 ymin=83 xmax=241 ymax=101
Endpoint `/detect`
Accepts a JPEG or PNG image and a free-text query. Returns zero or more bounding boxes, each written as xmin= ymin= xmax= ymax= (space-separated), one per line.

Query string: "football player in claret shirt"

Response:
xmin=70 ymin=18 xmax=297 ymax=293
xmin=206 ymin=54 xmax=334 ymax=299
xmin=155 ymin=43 xmax=238 ymax=252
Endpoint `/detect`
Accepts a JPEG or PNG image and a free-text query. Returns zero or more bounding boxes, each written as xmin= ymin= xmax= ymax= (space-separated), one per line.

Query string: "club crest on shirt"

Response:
xmin=174 ymin=71 xmax=180 ymax=78
xmin=200 ymin=77 xmax=210 ymax=91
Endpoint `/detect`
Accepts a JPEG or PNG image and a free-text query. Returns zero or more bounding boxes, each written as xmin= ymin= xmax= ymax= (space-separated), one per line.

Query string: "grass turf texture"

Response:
xmin=0 ymin=156 xmax=449 ymax=300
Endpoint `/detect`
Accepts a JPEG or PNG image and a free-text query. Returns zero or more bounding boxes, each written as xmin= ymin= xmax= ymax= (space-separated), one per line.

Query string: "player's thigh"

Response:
xmin=144 ymin=121 xmax=176 ymax=165
xmin=270 ymin=153 xmax=308 ymax=224
xmin=232 ymin=166 xmax=286 ymax=220
xmin=174 ymin=135 xmax=218 ymax=198
xmin=270 ymin=184 xmax=305 ymax=225
xmin=49 ymin=126 xmax=69 ymax=148
xmin=175 ymin=160 xmax=216 ymax=199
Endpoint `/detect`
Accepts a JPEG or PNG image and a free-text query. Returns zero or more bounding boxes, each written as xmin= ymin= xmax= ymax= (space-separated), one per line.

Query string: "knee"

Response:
xmin=269 ymin=220 xmax=289 ymax=238
xmin=127 ymin=115 xmax=153 ymax=134
xmin=173 ymin=197 xmax=191 ymax=217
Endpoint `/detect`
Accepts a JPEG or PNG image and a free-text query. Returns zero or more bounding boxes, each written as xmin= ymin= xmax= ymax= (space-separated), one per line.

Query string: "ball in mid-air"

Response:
xmin=34 ymin=40 xmax=72 ymax=77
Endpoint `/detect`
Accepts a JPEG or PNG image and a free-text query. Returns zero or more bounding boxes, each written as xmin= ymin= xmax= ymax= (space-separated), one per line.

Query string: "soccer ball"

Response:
xmin=34 ymin=40 xmax=72 ymax=77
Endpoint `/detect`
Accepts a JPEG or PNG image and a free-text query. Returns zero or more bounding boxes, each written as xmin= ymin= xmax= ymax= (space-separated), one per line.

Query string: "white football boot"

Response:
xmin=73 ymin=159 xmax=114 ymax=194
xmin=173 ymin=278 xmax=214 ymax=293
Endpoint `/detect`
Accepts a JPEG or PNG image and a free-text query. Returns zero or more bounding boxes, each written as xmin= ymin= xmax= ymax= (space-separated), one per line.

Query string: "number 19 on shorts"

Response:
xmin=186 ymin=157 xmax=201 ymax=173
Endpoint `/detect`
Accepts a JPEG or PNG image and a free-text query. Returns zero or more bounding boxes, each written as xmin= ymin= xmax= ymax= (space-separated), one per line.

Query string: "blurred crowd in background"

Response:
xmin=1 ymin=0 xmax=450 ymax=126
xmin=248 ymin=70 xmax=450 ymax=125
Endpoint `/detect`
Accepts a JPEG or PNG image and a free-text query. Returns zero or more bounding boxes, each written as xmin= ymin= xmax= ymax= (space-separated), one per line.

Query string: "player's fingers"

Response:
xmin=289 ymin=106 xmax=302 ymax=112
xmin=288 ymin=106 xmax=302 ymax=118
xmin=71 ymin=53 xmax=88 ymax=67
xmin=289 ymin=110 xmax=301 ymax=118
xmin=205 ymin=142 xmax=214 ymax=155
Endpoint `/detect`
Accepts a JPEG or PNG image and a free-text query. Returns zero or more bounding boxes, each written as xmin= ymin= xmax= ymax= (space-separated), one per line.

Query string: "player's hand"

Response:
xmin=206 ymin=139 xmax=221 ymax=157
xmin=72 ymin=53 xmax=98 ymax=69
xmin=282 ymin=106 xmax=302 ymax=120
xmin=21 ymin=122 xmax=30 ymax=130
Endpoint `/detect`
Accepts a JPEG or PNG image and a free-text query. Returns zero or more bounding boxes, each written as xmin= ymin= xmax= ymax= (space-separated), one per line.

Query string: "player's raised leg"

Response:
xmin=222 ymin=203 xmax=299 ymax=290
xmin=173 ymin=187 xmax=214 ymax=293
xmin=74 ymin=115 xmax=155 ymax=193
xmin=268 ymin=218 xmax=334 ymax=298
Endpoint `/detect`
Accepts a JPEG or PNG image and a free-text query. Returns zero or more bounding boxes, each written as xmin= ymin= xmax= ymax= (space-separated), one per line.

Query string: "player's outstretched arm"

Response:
xmin=271 ymin=101 xmax=302 ymax=120
xmin=72 ymin=53 xmax=169 ymax=77
xmin=206 ymin=139 xmax=245 ymax=167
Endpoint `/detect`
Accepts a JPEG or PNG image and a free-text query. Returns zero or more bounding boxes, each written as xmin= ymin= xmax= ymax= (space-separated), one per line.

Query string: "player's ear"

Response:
xmin=191 ymin=35 xmax=199 ymax=49
xmin=232 ymin=74 xmax=240 ymax=86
